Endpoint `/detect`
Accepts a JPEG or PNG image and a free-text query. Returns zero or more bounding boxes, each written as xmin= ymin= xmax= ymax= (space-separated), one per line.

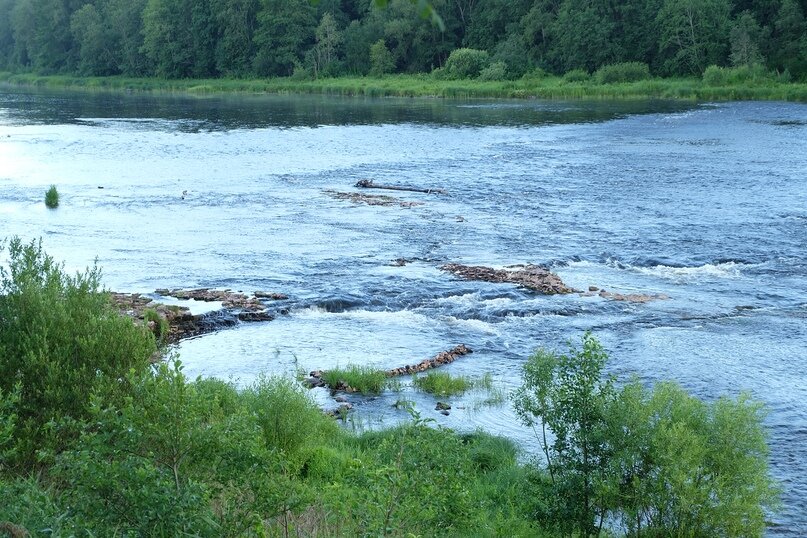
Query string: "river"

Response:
xmin=1 ymin=87 xmax=805 ymax=534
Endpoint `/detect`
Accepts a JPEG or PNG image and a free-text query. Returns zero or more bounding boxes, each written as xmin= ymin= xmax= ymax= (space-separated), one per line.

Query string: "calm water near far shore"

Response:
xmin=1 ymin=87 xmax=805 ymax=534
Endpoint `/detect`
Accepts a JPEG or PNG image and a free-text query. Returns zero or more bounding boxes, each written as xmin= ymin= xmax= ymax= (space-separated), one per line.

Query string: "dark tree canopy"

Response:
xmin=0 ymin=0 xmax=804 ymax=79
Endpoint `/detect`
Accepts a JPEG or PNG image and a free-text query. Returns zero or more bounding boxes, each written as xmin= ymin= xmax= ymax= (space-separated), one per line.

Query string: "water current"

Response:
xmin=1 ymin=87 xmax=805 ymax=534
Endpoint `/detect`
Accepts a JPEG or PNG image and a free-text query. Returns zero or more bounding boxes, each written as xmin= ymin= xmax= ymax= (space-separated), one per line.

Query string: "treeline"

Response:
xmin=0 ymin=0 xmax=805 ymax=81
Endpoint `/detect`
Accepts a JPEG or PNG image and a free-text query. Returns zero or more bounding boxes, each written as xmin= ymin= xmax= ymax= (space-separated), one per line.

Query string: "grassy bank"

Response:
xmin=2 ymin=71 xmax=807 ymax=101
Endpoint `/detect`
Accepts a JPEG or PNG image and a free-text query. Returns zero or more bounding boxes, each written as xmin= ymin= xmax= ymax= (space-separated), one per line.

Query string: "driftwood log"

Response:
xmin=355 ymin=179 xmax=446 ymax=195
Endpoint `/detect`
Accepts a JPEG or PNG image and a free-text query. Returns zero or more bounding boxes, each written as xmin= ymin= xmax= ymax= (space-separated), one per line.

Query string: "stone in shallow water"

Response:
xmin=440 ymin=263 xmax=576 ymax=294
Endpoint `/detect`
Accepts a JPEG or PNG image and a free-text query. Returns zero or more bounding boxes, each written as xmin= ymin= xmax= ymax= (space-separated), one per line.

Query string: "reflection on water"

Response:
xmin=1 ymin=86 xmax=806 ymax=535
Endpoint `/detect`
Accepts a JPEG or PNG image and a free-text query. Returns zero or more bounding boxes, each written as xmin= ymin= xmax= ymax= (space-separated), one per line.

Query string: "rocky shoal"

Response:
xmin=111 ymin=288 xmax=287 ymax=343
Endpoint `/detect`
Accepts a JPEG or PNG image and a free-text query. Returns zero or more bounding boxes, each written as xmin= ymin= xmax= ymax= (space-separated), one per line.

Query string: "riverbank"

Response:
xmin=2 ymin=71 xmax=807 ymax=101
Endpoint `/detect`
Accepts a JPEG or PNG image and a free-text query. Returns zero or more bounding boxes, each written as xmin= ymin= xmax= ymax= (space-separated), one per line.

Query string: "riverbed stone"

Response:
xmin=440 ymin=263 xmax=577 ymax=294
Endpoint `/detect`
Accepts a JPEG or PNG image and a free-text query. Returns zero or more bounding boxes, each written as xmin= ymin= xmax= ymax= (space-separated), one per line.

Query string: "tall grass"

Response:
xmin=320 ymin=365 xmax=387 ymax=394
xmin=413 ymin=371 xmax=474 ymax=396
xmin=2 ymin=71 xmax=806 ymax=102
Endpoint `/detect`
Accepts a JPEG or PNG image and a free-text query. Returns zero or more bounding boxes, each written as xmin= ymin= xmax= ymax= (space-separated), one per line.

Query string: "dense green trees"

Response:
xmin=0 ymin=0 xmax=804 ymax=79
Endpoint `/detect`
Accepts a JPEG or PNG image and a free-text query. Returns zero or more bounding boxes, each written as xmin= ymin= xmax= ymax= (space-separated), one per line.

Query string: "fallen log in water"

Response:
xmin=355 ymin=178 xmax=447 ymax=195
xmin=304 ymin=344 xmax=473 ymax=391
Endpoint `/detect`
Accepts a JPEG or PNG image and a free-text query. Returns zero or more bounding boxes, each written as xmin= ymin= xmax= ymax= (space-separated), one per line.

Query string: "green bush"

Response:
xmin=143 ymin=307 xmax=169 ymax=343
xmin=727 ymin=63 xmax=772 ymax=84
xmin=0 ymin=478 xmax=65 ymax=536
xmin=594 ymin=62 xmax=651 ymax=84
xmin=55 ymin=361 xmax=265 ymax=536
xmin=521 ymin=67 xmax=549 ymax=81
xmin=562 ymin=68 xmax=590 ymax=83
xmin=349 ymin=422 xmax=476 ymax=535
xmin=0 ymin=237 xmax=157 ymax=464
xmin=605 ymin=381 xmax=779 ymax=537
xmin=478 ymin=61 xmax=508 ymax=81
xmin=703 ymin=64 xmax=728 ymax=85
xmin=244 ymin=375 xmax=341 ymax=458
xmin=513 ymin=333 xmax=779 ymax=537
xmin=704 ymin=64 xmax=775 ymax=86
xmin=44 ymin=185 xmax=59 ymax=208
xmin=444 ymin=48 xmax=490 ymax=79
xmin=461 ymin=431 xmax=519 ymax=472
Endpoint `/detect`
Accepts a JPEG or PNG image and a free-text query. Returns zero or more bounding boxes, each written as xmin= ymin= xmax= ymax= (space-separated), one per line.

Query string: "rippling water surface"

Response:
xmin=1 ymin=87 xmax=805 ymax=534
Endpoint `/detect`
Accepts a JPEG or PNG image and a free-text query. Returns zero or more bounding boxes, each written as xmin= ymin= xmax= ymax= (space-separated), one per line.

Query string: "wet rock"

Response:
xmin=354 ymin=178 xmax=446 ymax=195
xmin=237 ymin=311 xmax=274 ymax=322
xmin=324 ymin=190 xmax=423 ymax=208
xmin=435 ymin=402 xmax=451 ymax=411
xmin=385 ymin=344 xmax=473 ymax=377
xmin=334 ymin=395 xmax=349 ymax=403
xmin=589 ymin=285 xmax=599 ymax=292
xmin=110 ymin=288 xmax=283 ymax=343
xmin=594 ymin=290 xmax=669 ymax=303
xmin=440 ymin=263 xmax=576 ymax=295
xmin=439 ymin=410 xmax=450 ymax=416
xmin=254 ymin=291 xmax=289 ymax=300
xmin=325 ymin=403 xmax=353 ymax=419
xmin=303 ymin=376 xmax=326 ymax=389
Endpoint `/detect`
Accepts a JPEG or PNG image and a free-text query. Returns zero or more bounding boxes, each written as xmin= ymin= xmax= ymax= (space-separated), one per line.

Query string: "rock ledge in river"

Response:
xmin=440 ymin=263 xmax=576 ymax=295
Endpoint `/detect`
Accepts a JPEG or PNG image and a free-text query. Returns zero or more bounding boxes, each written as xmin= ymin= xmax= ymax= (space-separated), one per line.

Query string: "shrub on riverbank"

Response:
xmin=0 ymin=237 xmax=156 ymax=466
xmin=594 ymin=62 xmax=651 ymax=84
xmin=44 ymin=185 xmax=59 ymax=208
xmin=514 ymin=333 xmax=779 ymax=537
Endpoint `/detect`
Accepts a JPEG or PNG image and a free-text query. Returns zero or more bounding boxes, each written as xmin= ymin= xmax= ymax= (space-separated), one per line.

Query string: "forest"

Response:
xmin=0 ymin=0 xmax=805 ymax=82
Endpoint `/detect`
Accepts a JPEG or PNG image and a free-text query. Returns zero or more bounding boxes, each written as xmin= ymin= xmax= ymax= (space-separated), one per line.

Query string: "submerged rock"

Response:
xmin=440 ymin=263 xmax=577 ymax=295
xmin=596 ymin=289 xmax=670 ymax=303
xmin=324 ymin=190 xmax=423 ymax=208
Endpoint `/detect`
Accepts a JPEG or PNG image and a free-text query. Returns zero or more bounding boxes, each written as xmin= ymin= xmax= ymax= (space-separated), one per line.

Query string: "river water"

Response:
xmin=1 ymin=87 xmax=805 ymax=534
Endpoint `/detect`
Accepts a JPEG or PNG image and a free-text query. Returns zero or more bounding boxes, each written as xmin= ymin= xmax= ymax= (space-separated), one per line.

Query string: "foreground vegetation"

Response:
xmin=0 ymin=237 xmax=779 ymax=536
xmin=3 ymin=70 xmax=807 ymax=102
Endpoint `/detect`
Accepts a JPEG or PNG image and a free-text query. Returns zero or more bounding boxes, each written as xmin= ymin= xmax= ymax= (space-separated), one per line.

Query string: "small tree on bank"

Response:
xmin=369 ymin=39 xmax=395 ymax=76
xmin=514 ymin=333 xmax=779 ymax=537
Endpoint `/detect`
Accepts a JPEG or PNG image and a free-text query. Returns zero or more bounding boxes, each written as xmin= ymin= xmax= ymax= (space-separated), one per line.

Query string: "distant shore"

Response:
xmin=2 ymin=71 xmax=807 ymax=102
